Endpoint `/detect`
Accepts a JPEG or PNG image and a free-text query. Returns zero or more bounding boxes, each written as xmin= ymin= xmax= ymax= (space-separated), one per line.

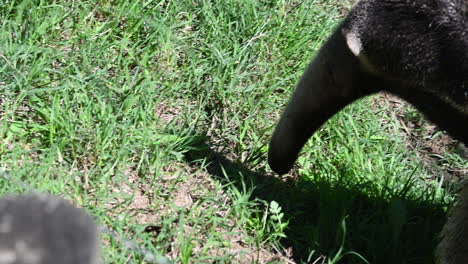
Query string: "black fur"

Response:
xmin=268 ymin=0 xmax=468 ymax=175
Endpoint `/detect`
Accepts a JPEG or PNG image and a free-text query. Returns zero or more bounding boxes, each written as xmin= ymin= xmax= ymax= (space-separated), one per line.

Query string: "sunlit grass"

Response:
xmin=1 ymin=0 xmax=466 ymax=263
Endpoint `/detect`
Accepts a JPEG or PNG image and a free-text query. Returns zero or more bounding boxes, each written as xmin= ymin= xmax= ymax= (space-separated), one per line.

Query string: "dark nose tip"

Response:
xmin=267 ymin=150 xmax=295 ymax=175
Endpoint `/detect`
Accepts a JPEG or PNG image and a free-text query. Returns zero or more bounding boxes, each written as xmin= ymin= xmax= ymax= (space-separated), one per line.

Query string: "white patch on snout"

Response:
xmin=345 ymin=31 xmax=363 ymax=56
xmin=343 ymin=29 xmax=377 ymax=75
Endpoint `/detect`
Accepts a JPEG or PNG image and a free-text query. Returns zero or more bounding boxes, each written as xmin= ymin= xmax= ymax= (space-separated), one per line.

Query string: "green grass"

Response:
xmin=1 ymin=0 xmax=466 ymax=263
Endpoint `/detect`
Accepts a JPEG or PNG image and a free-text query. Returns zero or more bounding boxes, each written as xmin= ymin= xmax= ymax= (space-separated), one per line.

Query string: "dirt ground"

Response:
xmin=371 ymin=93 xmax=467 ymax=186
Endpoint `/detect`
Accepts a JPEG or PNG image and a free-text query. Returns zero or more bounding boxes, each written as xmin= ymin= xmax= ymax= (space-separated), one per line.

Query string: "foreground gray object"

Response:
xmin=268 ymin=0 xmax=468 ymax=175
xmin=0 ymin=193 xmax=99 ymax=264
xmin=436 ymin=184 xmax=468 ymax=264
xmin=268 ymin=1 xmax=468 ymax=263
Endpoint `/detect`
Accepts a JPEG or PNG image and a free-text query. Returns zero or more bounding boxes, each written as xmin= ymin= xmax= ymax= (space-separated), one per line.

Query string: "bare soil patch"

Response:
xmin=102 ymin=159 xmax=293 ymax=263
xmin=370 ymin=93 xmax=467 ymax=185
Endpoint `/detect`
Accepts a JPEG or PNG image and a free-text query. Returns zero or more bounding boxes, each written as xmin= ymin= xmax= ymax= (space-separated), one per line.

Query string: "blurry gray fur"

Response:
xmin=0 ymin=193 xmax=99 ymax=264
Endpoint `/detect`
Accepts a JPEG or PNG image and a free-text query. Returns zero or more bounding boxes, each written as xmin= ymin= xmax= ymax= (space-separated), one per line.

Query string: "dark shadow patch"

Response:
xmin=184 ymin=139 xmax=448 ymax=264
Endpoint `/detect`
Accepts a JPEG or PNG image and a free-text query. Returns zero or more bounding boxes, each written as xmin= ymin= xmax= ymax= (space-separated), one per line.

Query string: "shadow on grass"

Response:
xmin=184 ymin=139 xmax=447 ymax=264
